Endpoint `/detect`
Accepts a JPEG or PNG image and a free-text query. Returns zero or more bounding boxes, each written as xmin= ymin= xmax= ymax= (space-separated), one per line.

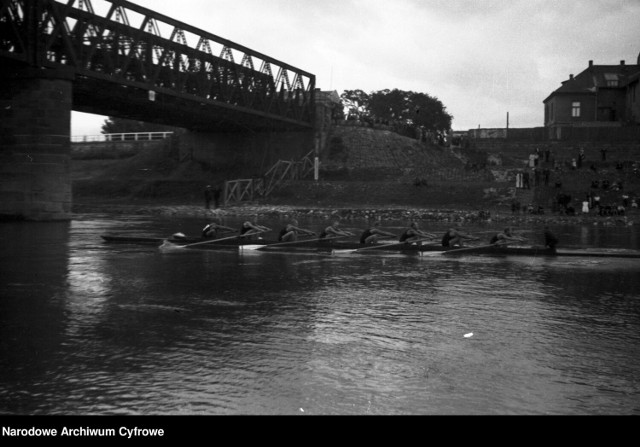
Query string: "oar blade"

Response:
xmin=159 ymin=239 xmax=186 ymax=251
xmin=441 ymin=242 xmax=504 ymax=255
xmin=331 ymin=249 xmax=358 ymax=255
xmin=418 ymin=250 xmax=445 ymax=257
xmin=238 ymin=244 xmax=268 ymax=251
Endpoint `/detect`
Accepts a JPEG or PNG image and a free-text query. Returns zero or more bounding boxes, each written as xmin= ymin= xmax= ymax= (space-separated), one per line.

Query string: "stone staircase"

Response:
xmin=223 ymin=151 xmax=315 ymax=205
xmin=511 ymin=182 xmax=560 ymax=213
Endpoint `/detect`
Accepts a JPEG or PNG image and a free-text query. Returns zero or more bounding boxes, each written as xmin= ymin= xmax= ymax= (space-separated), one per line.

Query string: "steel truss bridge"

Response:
xmin=0 ymin=0 xmax=316 ymax=131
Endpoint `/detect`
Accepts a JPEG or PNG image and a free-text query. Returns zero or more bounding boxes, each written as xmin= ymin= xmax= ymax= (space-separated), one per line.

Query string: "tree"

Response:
xmin=368 ymin=89 xmax=409 ymax=122
xmin=409 ymin=91 xmax=452 ymax=137
xmin=340 ymin=89 xmax=370 ymax=120
xmin=367 ymin=89 xmax=452 ymax=140
xmin=101 ymin=117 xmax=181 ymax=134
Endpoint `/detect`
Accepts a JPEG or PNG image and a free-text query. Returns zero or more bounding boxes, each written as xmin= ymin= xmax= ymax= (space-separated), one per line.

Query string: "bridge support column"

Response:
xmin=0 ymin=68 xmax=73 ymax=221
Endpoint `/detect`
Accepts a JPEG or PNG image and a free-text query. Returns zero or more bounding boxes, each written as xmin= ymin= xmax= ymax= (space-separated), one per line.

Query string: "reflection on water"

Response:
xmin=0 ymin=215 xmax=639 ymax=415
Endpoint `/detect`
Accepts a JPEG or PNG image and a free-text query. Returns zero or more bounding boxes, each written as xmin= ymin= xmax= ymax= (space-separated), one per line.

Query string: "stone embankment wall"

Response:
xmin=176 ymin=129 xmax=314 ymax=179
xmin=469 ymin=139 xmax=640 ymax=168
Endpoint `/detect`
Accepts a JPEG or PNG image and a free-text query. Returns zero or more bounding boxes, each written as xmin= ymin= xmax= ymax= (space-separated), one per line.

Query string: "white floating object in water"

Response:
xmin=464 ymin=332 xmax=473 ymax=338
xmin=300 ymin=408 xmax=305 ymax=413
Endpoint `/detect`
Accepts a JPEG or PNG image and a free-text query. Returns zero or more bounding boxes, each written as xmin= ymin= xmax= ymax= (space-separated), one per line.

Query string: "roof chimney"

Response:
xmin=569 ymin=74 xmax=574 ymax=80
xmin=621 ymin=60 xmax=625 ymax=65
xmin=589 ymin=60 xmax=593 ymax=67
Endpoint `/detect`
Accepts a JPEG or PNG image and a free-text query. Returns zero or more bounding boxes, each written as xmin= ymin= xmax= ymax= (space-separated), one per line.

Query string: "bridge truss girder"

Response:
xmin=0 ymin=0 xmax=316 ymax=131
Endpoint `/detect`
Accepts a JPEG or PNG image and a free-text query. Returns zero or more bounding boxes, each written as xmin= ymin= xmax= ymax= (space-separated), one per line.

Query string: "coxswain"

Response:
xmin=543 ymin=226 xmax=559 ymax=251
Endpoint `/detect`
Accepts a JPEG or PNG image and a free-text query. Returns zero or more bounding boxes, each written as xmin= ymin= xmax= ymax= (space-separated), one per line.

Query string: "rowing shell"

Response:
xmin=102 ymin=234 xmax=274 ymax=247
xmin=101 ymin=235 xmax=640 ymax=258
xmin=419 ymin=245 xmax=640 ymax=258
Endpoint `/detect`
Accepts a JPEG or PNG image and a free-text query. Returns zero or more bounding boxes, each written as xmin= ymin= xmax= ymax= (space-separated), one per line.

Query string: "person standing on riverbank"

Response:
xmin=523 ymin=170 xmax=530 ymax=189
xmin=578 ymin=148 xmax=585 ymax=169
xmin=213 ymin=184 xmax=222 ymax=209
xmin=204 ymin=185 xmax=213 ymax=209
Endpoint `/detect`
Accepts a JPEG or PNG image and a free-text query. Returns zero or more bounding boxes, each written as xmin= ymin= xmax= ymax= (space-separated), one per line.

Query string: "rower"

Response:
xmin=240 ymin=220 xmax=271 ymax=240
xmin=441 ymin=224 xmax=476 ymax=248
xmin=399 ymin=222 xmax=435 ymax=244
xmin=360 ymin=221 xmax=397 ymax=244
xmin=489 ymin=227 xmax=525 ymax=246
xmin=278 ymin=219 xmax=316 ymax=242
xmin=202 ymin=219 xmax=236 ymax=239
xmin=543 ymin=226 xmax=559 ymax=251
xmin=319 ymin=221 xmax=354 ymax=240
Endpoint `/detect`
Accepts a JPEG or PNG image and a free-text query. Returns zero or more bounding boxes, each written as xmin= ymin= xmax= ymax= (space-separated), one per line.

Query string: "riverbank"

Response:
xmin=72 ymin=198 xmax=636 ymax=227
xmin=70 ymin=123 xmax=640 ymax=230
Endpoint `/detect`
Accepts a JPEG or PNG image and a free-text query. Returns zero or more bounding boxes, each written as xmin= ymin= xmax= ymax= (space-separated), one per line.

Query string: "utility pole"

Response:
xmin=506 ymin=111 xmax=509 ymax=138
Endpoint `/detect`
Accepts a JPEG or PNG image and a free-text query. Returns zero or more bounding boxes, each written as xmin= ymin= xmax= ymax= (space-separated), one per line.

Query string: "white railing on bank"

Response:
xmin=71 ymin=132 xmax=174 ymax=143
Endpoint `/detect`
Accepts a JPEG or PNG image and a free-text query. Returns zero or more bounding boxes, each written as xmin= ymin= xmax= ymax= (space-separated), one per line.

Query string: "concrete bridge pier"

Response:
xmin=0 ymin=67 xmax=73 ymax=221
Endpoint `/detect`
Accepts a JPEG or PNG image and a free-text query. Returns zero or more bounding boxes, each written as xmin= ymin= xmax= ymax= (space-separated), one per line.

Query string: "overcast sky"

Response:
xmin=71 ymin=0 xmax=640 ymax=135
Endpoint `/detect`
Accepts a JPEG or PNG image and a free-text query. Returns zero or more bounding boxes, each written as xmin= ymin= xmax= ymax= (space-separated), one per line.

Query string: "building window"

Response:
xmin=572 ymin=101 xmax=581 ymax=118
xmin=604 ymin=73 xmax=619 ymax=87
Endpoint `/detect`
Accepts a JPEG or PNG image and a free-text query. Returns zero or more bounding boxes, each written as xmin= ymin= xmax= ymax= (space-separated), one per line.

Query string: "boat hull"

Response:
xmin=101 ymin=235 xmax=274 ymax=247
xmin=101 ymin=235 xmax=640 ymax=258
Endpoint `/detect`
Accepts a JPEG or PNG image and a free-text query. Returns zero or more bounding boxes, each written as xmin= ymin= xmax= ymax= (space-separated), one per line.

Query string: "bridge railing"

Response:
xmin=71 ymin=132 xmax=174 ymax=143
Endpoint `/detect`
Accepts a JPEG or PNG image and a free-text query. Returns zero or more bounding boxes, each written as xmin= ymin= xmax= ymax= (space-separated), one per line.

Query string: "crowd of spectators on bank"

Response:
xmin=511 ymin=144 xmax=638 ymax=219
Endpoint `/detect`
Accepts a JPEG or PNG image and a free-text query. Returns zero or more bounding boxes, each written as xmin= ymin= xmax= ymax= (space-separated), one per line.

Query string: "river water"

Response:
xmin=1 ymin=213 xmax=639 ymax=415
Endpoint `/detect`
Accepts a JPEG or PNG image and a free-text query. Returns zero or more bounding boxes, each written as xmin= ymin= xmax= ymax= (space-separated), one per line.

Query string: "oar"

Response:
xmin=332 ymin=236 xmax=435 ymax=255
xmin=241 ymin=234 xmax=327 ymax=251
xmin=160 ymin=230 xmax=264 ymax=250
xmin=440 ymin=240 xmax=509 ymax=256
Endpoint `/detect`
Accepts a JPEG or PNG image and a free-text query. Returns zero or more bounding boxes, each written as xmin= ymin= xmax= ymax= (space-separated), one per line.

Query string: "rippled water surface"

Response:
xmin=1 ymin=214 xmax=639 ymax=415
